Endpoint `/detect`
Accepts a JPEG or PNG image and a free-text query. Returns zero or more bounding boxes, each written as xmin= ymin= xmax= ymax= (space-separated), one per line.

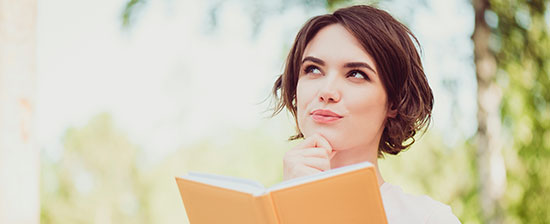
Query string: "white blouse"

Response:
xmin=380 ymin=182 xmax=462 ymax=224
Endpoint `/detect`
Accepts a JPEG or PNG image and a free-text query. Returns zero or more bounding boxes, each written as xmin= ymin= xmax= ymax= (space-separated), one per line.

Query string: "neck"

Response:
xmin=330 ymin=146 xmax=385 ymax=187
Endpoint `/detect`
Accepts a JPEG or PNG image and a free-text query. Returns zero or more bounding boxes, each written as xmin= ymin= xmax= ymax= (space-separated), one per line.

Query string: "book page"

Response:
xmin=179 ymin=172 xmax=266 ymax=195
xmin=267 ymin=161 xmax=373 ymax=192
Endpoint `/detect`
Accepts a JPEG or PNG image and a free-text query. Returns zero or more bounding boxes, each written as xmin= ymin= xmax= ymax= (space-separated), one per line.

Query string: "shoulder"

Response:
xmin=380 ymin=182 xmax=461 ymax=224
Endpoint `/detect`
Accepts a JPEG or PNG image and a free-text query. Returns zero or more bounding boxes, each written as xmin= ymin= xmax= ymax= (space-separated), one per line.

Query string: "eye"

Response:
xmin=304 ymin=65 xmax=322 ymax=75
xmin=347 ymin=70 xmax=370 ymax=81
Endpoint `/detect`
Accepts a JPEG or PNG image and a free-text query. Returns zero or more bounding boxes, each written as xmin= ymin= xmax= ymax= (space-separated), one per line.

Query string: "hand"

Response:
xmin=283 ymin=133 xmax=337 ymax=181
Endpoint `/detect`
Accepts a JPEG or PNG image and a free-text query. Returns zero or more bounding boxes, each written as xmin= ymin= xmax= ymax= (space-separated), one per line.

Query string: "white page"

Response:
xmin=267 ymin=161 xmax=373 ymax=192
xmin=179 ymin=161 xmax=373 ymax=196
xmin=180 ymin=172 xmax=266 ymax=196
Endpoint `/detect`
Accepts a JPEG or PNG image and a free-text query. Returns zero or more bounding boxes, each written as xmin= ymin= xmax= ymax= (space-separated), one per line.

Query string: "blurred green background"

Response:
xmin=1 ymin=0 xmax=548 ymax=223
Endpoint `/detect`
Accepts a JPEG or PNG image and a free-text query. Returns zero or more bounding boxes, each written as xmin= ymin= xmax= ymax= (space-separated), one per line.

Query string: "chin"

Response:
xmin=323 ymin=135 xmax=347 ymax=150
xmin=304 ymin=125 xmax=346 ymax=149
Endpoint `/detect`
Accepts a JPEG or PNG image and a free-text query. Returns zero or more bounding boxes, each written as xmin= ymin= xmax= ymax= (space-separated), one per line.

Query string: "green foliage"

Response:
xmin=121 ymin=0 xmax=147 ymax=28
xmin=43 ymin=112 xmax=484 ymax=223
xmin=41 ymin=113 xmax=152 ymax=223
xmin=326 ymin=0 xmax=380 ymax=11
xmin=41 ymin=113 xmax=292 ymax=223
xmin=491 ymin=0 xmax=550 ymax=223
xmin=379 ymin=134 xmax=482 ymax=224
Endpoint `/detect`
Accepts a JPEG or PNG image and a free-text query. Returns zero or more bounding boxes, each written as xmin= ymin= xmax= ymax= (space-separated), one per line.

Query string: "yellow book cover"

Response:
xmin=175 ymin=161 xmax=388 ymax=224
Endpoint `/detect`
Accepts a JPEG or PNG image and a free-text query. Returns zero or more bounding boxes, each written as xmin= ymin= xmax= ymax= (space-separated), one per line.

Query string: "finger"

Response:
xmin=307 ymin=133 xmax=332 ymax=155
xmin=290 ymin=166 xmax=323 ymax=180
xmin=290 ymin=137 xmax=316 ymax=151
xmin=290 ymin=134 xmax=333 ymax=158
xmin=329 ymin=150 xmax=338 ymax=160
xmin=298 ymin=148 xmax=330 ymax=159
xmin=297 ymin=133 xmax=320 ymax=148
xmin=312 ymin=133 xmax=332 ymax=151
xmin=302 ymin=157 xmax=331 ymax=171
xmin=290 ymin=134 xmax=329 ymax=152
xmin=299 ymin=133 xmax=330 ymax=150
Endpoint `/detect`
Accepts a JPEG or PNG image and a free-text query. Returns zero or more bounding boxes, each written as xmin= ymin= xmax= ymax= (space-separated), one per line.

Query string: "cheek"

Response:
xmin=353 ymin=95 xmax=386 ymax=116
xmin=345 ymin=89 xmax=388 ymax=134
xmin=296 ymin=80 xmax=316 ymax=133
xmin=353 ymin=93 xmax=387 ymax=130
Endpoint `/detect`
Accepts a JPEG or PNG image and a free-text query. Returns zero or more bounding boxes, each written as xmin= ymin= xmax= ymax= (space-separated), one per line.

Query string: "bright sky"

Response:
xmin=36 ymin=0 xmax=476 ymax=164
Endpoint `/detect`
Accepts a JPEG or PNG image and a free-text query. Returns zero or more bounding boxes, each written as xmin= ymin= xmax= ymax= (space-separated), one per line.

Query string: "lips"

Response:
xmin=310 ymin=109 xmax=343 ymax=123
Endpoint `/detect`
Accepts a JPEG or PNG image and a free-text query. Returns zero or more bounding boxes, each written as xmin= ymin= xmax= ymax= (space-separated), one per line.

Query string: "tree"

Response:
xmin=472 ymin=0 xmax=550 ymax=223
xmin=490 ymin=0 xmax=550 ymax=223
xmin=472 ymin=0 xmax=506 ymax=223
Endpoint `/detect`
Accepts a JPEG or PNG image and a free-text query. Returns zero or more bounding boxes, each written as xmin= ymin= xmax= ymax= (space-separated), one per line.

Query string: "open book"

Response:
xmin=175 ymin=161 xmax=388 ymax=224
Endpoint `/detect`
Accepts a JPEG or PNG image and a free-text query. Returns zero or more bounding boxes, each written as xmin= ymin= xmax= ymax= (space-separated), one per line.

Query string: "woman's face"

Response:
xmin=296 ymin=24 xmax=392 ymax=153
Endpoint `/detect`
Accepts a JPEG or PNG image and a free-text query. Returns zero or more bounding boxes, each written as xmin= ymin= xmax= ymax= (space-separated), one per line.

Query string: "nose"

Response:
xmin=318 ymin=75 xmax=341 ymax=103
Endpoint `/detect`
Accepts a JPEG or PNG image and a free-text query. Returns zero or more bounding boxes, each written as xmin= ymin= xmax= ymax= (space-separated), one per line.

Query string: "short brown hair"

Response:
xmin=271 ymin=5 xmax=433 ymax=157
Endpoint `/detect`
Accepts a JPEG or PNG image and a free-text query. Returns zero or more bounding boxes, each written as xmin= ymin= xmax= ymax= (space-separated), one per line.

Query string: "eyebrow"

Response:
xmin=302 ymin=56 xmax=377 ymax=74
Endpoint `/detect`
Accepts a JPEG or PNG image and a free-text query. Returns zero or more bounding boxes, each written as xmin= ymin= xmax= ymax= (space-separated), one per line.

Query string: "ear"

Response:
xmin=387 ymin=103 xmax=397 ymax=118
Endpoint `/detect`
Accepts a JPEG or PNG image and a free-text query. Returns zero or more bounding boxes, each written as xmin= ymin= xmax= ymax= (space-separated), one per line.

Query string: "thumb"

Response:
xmin=329 ymin=150 xmax=338 ymax=160
xmin=311 ymin=133 xmax=333 ymax=155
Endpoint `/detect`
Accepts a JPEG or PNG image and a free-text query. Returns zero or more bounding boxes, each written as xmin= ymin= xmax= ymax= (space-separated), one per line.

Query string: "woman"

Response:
xmin=271 ymin=5 xmax=461 ymax=224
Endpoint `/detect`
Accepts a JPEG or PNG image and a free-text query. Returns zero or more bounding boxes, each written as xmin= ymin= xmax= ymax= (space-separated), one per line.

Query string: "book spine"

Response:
xmin=254 ymin=193 xmax=279 ymax=224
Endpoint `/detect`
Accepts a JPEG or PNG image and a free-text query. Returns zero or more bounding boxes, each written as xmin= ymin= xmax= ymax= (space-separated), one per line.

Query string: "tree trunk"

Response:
xmin=471 ymin=0 xmax=506 ymax=223
xmin=0 ymin=0 xmax=39 ymax=223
